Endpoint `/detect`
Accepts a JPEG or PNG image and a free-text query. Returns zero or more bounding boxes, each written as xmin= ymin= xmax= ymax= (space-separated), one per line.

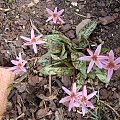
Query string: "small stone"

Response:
xmin=66 ymin=30 xmax=75 ymax=39
xmin=62 ymin=24 xmax=71 ymax=32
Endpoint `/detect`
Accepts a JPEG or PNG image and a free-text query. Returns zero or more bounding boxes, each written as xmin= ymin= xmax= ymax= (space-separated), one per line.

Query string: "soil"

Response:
xmin=0 ymin=0 xmax=120 ymax=120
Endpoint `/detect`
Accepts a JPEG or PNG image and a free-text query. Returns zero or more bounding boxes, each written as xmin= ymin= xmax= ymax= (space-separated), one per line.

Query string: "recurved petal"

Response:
xmin=36 ymin=34 xmax=43 ymax=40
xmin=62 ymin=86 xmax=71 ymax=95
xmin=54 ymin=7 xmax=57 ymax=13
xmin=87 ymin=60 xmax=94 ymax=73
xmin=98 ymin=55 xmax=108 ymax=60
xmin=33 ymin=43 xmax=37 ymax=53
xmin=31 ymin=28 xmax=35 ymax=38
xmin=72 ymin=82 xmax=76 ymax=94
xmin=21 ymin=67 xmax=27 ymax=72
xmin=20 ymin=36 xmax=31 ymax=41
xmin=24 ymin=42 xmax=32 ymax=46
xmin=59 ymin=96 xmax=70 ymax=103
xmin=58 ymin=17 xmax=65 ymax=24
xmin=53 ymin=17 xmax=57 ymax=23
xmin=82 ymin=85 xmax=87 ymax=97
xmin=109 ymin=50 xmax=114 ymax=61
xmin=46 ymin=16 xmax=53 ymax=22
xmin=36 ymin=40 xmax=46 ymax=44
xmin=107 ymin=69 xmax=113 ymax=81
xmin=68 ymin=99 xmax=74 ymax=112
xmin=11 ymin=60 xmax=19 ymax=65
xmin=87 ymin=101 xmax=94 ymax=109
xmin=82 ymin=104 xmax=86 ymax=116
xmin=114 ymin=65 xmax=120 ymax=70
xmin=95 ymin=60 xmax=103 ymax=69
xmin=87 ymin=91 xmax=97 ymax=100
xmin=8 ymin=66 xmax=17 ymax=71
xmin=94 ymin=44 xmax=101 ymax=55
xmin=46 ymin=8 xmax=53 ymax=15
xmin=115 ymin=57 xmax=120 ymax=64
xmin=87 ymin=49 xmax=93 ymax=56
xmin=58 ymin=9 xmax=64 ymax=16
xmin=79 ymin=56 xmax=91 ymax=61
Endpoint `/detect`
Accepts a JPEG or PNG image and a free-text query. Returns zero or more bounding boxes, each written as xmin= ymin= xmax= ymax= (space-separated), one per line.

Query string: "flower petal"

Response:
xmin=31 ymin=28 xmax=35 ymax=38
xmin=11 ymin=60 xmax=19 ymax=65
xmin=20 ymin=36 xmax=31 ymax=41
xmin=79 ymin=56 xmax=91 ymax=61
xmin=95 ymin=60 xmax=103 ymax=68
xmin=33 ymin=43 xmax=37 ymax=53
xmin=24 ymin=42 xmax=32 ymax=46
xmin=58 ymin=17 xmax=65 ymax=24
xmin=59 ymin=96 xmax=70 ymax=103
xmin=87 ymin=101 xmax=94 ymax=109
xmin=46 ymin=8 xmax=53 ymax=15
xmin=114 ymin=65 xmax=120 ymax=70
xmin=8 ymin=66 xmax=17 ymax=71
xmin=72 ymin=82 xmax=76 ymax=94
xmin=36 ymin=40 xmax=46 ymax=45
xmin=18 ymin=53 xmax=22 ymax=61
xmin=54 ymin=7 xmax=57 ymax=13
xmin=87 ymin=60 xmax=94 ymax=73
xmin=87 ymin=49 xmax=93 ymax=56
xmin=21 ymin=67 xmax=27 ymax=72
xmin=87 ymin=91 xmax=97 ymax=100
xmin=115 ymin=57 xmax=120 ymax=64
xmin=58 ymin=9 xmax=64 ymax=16
xmin=46 ymin=16 xmax=53 ymax=22
xmin=109 ymin=50 xmax=114 ymax=61
xmin=36 ymin=34 xmax=43 ymax=40
xmin=53 ymin=17 xmax=57 ymax=23
xmin=98 ymin=55 xmax=108 ymax=60
xmin=82 ymin=85 xmax=87 ymax=97
xmin=68 ymin=99 xmax=74 ymax=111
xmin=82 ymin=104 xmax=86 ymax=116
xmin=107 ymin=69 xmax=113 ymax=81
xmin=62 ymin=86 xmax=71 ymax=95
xmin=94 ymin=44 xmax=101 ymax=55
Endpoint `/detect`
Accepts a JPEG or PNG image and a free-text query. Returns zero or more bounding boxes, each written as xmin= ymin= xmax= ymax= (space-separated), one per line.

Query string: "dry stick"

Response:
xmin=100 ymin=100 xmax=120 ymax=118
xmin=15 ymin=113 xmax=25 ymax=120
xmin=49 ymin=57 xmax=52 ymax=95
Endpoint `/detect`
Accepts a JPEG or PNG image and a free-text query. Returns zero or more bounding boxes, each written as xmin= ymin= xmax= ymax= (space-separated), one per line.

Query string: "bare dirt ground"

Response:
xmin=0 ymin=0 xmax=120 ymax=120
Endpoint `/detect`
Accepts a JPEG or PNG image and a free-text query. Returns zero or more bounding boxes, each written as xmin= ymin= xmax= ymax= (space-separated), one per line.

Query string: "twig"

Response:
xmin=15 ymin=113 xmax=25 ymax=120
xmin=49 ymin=57 xmax=52 ymax=95
xmin=30 ymin=19 xmax=41 ymax=34
xmin=75 ymin=12 xmax=87 ymax=18
xmin=100 ymin=100 xmax=120 ymax=118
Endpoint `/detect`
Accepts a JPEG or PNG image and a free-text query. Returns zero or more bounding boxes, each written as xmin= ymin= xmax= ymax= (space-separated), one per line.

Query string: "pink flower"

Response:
xmin=46 ymin=7 xmax=65 ymax=24
xmin=20 ymin=29 xmax=46 ymax=53
xmin=8 ymin=53 xmax=27 ymax=73
xmin=79 ymin=44 xmax=108 ymax=73
xmin=77 ymin=86 xmax=97 ymax=116
xmin=102 ymin=50 xmax=120 ymax=81
xmin=59 ymin=82 xmax=82 ymax=111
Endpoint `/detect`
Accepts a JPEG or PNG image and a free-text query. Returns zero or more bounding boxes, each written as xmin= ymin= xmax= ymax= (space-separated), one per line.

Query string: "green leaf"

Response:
xmin=38 ymin=52 xmax=50 ymax=67
xmin=76 ymin=73 xmax=85 ymax=90
xmin=87 ymin=72 xmax=96 ymax=79
xmin=75 ymin=20 xmax=97 ymax=49
xmin=95 ymin=68 xmax=109 ymax=83
xmin=71 ymin=52 xmax=87 ymax=77
xmin=77 ymin=20 xmax=97 ymax=41
xmin=40 ymin=62 xmax=74 ymax=76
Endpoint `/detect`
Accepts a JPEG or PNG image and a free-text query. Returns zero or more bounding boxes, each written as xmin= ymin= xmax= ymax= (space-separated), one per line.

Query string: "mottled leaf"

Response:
xmin=38 ymin=52 xmax=50 ymax=67
xmin=95 ymin=68 xmax=109 ymax=83
xmin=40 ymin=63 xmax=74 ymax=76
xmin=76 ymin=73 xmax=85 ymax=90
xmin=77 ymin=20 xmax=97 ymax=41
xmin=71 ymin=52 xmax=87 ymax=77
